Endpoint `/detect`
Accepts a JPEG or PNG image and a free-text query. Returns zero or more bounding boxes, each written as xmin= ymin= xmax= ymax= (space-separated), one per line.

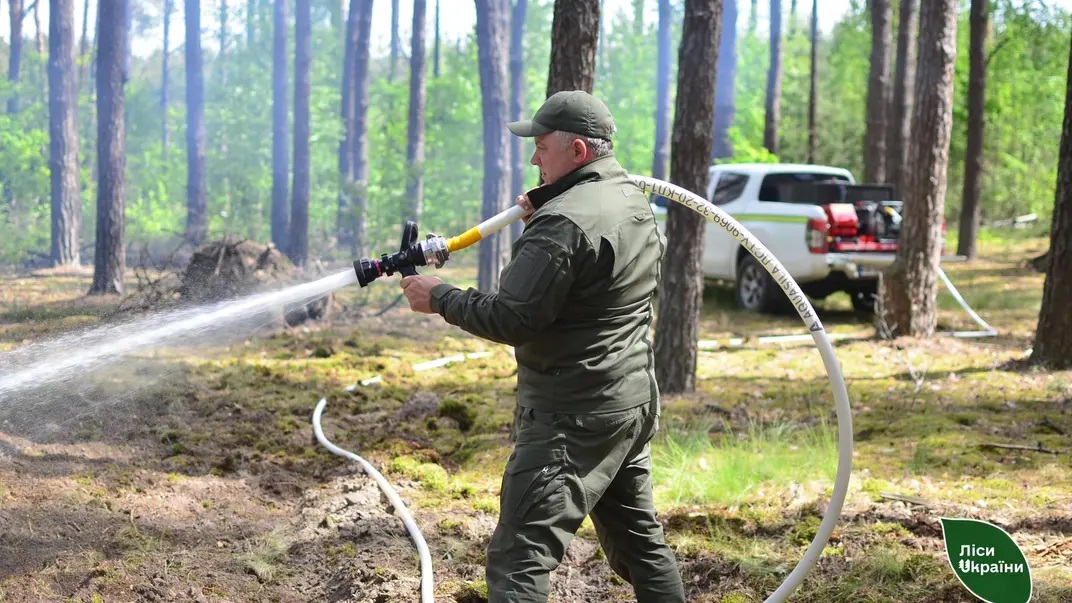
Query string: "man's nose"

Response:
xmin=530 ymin=151 xmax=539 ymax=166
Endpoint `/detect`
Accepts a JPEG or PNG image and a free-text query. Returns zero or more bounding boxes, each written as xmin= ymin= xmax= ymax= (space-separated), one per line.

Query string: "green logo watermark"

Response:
xmin=941 ymin=517 xmax=1033 ymax=603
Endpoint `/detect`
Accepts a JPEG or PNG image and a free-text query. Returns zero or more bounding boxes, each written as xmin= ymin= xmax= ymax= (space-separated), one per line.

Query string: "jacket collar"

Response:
xmin=525 ymin=155 xmax=624 ymax=210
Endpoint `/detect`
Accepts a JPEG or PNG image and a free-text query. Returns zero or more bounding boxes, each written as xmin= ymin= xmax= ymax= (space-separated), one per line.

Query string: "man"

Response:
xmin=400 ymin=90 xmax=685 ymax=603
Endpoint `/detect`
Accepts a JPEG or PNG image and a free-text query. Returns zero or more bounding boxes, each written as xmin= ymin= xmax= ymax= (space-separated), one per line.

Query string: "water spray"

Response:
xmin=319 ymin=175 xmax=853 ymax=603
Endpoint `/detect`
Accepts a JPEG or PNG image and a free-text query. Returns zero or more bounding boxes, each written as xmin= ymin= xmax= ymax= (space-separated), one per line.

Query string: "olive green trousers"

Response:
xmin=486 ymin=402 xmax=685 ymax=603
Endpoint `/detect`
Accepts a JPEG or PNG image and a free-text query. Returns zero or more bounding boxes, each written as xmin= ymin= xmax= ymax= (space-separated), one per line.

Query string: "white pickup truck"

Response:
xmin=652 ymin=163 xmax=915 ymax=313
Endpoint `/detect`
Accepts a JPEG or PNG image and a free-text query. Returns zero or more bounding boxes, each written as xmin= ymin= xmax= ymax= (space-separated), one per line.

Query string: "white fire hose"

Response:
xmin=313 ymin=175 xmax=855 ymax=603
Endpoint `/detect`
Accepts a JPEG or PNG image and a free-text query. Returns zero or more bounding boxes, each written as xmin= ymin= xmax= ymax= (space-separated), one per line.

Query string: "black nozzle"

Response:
xmin=353 ymin=220 xmax=426 ymax=287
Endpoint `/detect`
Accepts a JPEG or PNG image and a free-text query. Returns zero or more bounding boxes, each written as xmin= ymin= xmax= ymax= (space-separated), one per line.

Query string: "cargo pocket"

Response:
xmin=503 ymin=445 xmax=568 ymax=520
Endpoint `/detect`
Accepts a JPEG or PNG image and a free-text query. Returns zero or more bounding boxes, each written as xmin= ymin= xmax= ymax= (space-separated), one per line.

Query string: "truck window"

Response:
xmin=758 ymin=172 xmax=851 ymax=203
xmin=712 ymin=172 xmax=749 ymax=205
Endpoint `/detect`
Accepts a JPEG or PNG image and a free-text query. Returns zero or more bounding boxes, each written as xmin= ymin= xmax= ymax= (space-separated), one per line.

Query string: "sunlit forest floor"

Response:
xmin=0 ymin=228 xmax=1069 ymax=603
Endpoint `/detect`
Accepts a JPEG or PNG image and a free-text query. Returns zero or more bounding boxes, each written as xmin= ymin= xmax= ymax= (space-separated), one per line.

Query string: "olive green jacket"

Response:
xmin=430 ymin=155 xmax=664 ymax=414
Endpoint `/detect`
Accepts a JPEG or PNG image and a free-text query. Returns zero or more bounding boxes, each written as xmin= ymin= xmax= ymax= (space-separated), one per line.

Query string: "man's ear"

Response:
xmin=572 ymin=138 xmax=588 ymax=163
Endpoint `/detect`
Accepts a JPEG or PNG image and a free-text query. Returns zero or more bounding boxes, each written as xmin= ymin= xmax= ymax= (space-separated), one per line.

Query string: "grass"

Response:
xmin=235 ymin=530 xmax=291 ymax=584
xmin=653 ymin=420 xmax=838 ymax=507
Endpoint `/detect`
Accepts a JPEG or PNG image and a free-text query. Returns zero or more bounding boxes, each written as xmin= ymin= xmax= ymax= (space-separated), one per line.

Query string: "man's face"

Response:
xmin=531 ymin=133 xmax=580 ymax=185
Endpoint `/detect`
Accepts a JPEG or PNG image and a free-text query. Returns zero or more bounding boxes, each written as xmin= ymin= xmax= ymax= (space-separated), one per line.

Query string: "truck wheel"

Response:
xmin=850 ymin=289 xmax=877 ymax=314
xmin=736 ymin=255 xmax=785 ymax=313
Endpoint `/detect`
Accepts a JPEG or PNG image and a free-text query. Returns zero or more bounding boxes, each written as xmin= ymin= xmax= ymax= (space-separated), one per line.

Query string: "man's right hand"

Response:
xmin=516 ymin=194 xmax=534 ymax=224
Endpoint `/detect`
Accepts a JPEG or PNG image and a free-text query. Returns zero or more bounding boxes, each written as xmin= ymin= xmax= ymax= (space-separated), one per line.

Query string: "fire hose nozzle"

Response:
xmin=353 ymin=221 xmax=450 ymax=287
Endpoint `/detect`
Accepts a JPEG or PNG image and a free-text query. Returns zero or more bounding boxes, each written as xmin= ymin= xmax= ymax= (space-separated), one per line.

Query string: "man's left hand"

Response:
xmin=400 ymin=275 xmax=444 ymax=314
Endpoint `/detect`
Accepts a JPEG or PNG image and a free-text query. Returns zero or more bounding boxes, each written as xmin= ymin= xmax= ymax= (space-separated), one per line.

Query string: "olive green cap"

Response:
xmin=507 ymin=90 xmax=615 ymax=140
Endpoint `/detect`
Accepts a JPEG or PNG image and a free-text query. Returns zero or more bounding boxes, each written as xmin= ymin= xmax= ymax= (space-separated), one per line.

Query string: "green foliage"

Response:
xmin=0 ymin=113 xmax=50 ymax=263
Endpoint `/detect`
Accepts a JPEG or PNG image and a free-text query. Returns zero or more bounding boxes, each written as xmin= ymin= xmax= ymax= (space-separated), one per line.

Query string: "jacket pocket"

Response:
xmin=504 ymin=445 xmax=567 ymax=520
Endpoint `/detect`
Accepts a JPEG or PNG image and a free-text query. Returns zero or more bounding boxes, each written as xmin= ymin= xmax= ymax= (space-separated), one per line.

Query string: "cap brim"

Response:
xmin=507 ymin=119 xmax=554 ymax=137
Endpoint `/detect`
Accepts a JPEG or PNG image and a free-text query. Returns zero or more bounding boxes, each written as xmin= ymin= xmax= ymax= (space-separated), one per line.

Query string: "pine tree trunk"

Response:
xmin=763 ymin=0 xmax=782 ymax=154
xmin=864 ymin=0 xmax=892 ymax=183
xmin=185 ymin=0 xmax=207 ymax=244
xmin=475 ymin=0 xmax=510 ymax=293
xmin=509 ymin=0 xmax=528 ymax=243
xmin=389 ymin=0 xmax=400 ymax=82
xmin=351 ymin=0 xmax=374 ymax=259
xmin=8 ymin=0 xmax=24 ymax=113
xmin=887 ymin=0 xmax=918 ymax=198
xmin=34 ymin=0 xmax=45 ymax=54
xmin=655 ymin=0 xmax=721 ymax=394
xmin=162 ymin=0 xmax=171 ymax=159
xmin=1030 ymin=32 xmax=1072 ymax=369
xmin=123 ymin=1 xmax=133 ymax=81
xmin=247 ymin=0 xmax=256 ymax=47
xmin=653 ymin=0 xmax=672 ymax=184
xmin=546 ymin=0 xmax=599 ymax=95
xmin=288 ymin=0 xmax=312 ymax=267
xmin=219 ymin=0 xmax=228 ymax=86
xmin=404 ymin=0 xmax=428 ymax=224
xmin=79 ymin=0 xmax=90 ymax=88
xmin=338 ymin=0 xmax=359 ymax=249
xmin=806 ymin=0 xmax=817 ymax=163
xmin=271 ymin=0 xmax=290 ymax=253
xmin=880 ymin=0 xmax=958 ymax=338
xmin=89 ymin=0 xmax=127 ymax=295
xmin=49 ymin=0 xmax=81 ymax=267
xmin=434 ymin=0 xmax=441 ymax=78
xmin=712 ymin=0 xmax=737 ymax=160
xmin=957 ymin=0 xmax=988 ymax=259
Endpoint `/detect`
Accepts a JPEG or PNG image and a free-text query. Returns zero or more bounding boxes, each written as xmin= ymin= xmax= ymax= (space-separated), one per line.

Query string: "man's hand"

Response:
xmin=516 ymin=193 xmax=534 ymax=224
xmin=400 ymin=275 xmax=444 ymax=314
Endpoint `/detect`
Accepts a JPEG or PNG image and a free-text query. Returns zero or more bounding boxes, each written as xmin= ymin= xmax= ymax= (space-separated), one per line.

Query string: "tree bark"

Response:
xmin=78 ymin=0 xmax=90 ymax=87
xmin=123 ymin=1 xmax=133 ymax=81
xmin=89 ymin=0 xmax=127 ymax=295
xmin=509 ymin=0 xmax=528 ymax=243
xmin=33 ymin=0 xmax=44 ymax=54
xmin=887 ymin=0 xmax=918 ymax=198
xmin=350 ymin=0 xmax=374 ymax=259
xmin=8 ymin=0 xmax=24 ymax=113
xmin=247 ymin=0 xmax=256 ymax=47
xmin=1030 ymin=31 xmax=1072 ymax=369
xmin=880 ymin=0 xmax=958 ymax=338
xmin=712 ymin=0 xmax=737 ymax=160
xmin=49 ymin=0 xmax=81 ymax=267
xmin=475 ymin=0 xmax=510 ymax=293
xmin=185 ymin=0 xmax=207 ymax=244
xmin=434 ymin=0 xmax=441 ymax=78
xmin=806 ymin=0 xmax=817 ymax=163
xmin=957 ymin=0 xmax=988 ymax=259
xmin=404 ymin=0 xmax=428 ymax=224
xmin=763 ymin=0 xmax=782 ymax=154
xmin=546 ymin=0 xmax=599 ymax=96
xmin=652 ymin=0 xmax=671 ymax=183
xmin=218 ymin=0 xmax=228 ymax=86
xmin=655 ymin=0 xmax=721 ymax=394
xmin=163 ymin=0 xmax=172 ymax=159
xmin=389 ymin=0 xmax=399 ymax=82
xmin=864 ymin=0 xmax=892 ymax=183
xmin=288 ymin=0 xmax=312 ymax=267
xmin=271 ymin=0 xmax=289 ymax=253
xmin=338 ymin=0 xmax=358 ymax=249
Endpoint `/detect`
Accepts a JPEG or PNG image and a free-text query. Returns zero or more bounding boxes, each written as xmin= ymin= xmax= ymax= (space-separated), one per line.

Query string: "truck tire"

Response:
xmin=850 ymin=288 xmax=877 ymax=314
xmin=735 ymin=255 xmax=786 ymax=313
